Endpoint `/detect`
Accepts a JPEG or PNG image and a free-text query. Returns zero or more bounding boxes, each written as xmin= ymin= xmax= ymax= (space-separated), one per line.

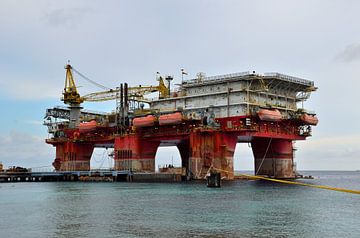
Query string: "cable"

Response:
xmin=72 ymin=67 xmax=111 ymax=90
xmin=212 ymin=167 xmax=360 ymax=195
xmin=107 ymin=149 xmax=114 ymax=168
xmin=93 ymin=149 xmax=107 ymax=163
xmin=255 ymin=138 xmax=272 ymax=175
xmin=98 ymin=157 xmax=106 ymax=169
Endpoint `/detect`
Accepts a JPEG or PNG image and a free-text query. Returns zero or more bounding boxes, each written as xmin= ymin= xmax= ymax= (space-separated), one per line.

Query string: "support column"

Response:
xmin=251 ymin=138 xmax=295 ymax=178
xmin=189 ymin=131 xmax=237 ymax=180
xmin=114 ymin=134 xmax=160 ymax=172
xmin=177 ymin=140 xmax=190 ymax=173
xmin=52 ymin=144 xmax=64 ymax=171
xmin=53 ymin=142 xmax=94 ymax=171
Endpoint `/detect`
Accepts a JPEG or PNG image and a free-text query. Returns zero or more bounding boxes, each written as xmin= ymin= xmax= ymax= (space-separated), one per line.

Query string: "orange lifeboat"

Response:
xmin=133 ymin=115 xmax=157 ymax=128
xmin=159 ymin=112 xmax=183 ymax=126
xmin=257 ymin=109 xmax=282 ymax=121
xmin=300 ymin=114 xmax=318 ymax=126
xmin=78 ymin=120 xmax=97 ymax=132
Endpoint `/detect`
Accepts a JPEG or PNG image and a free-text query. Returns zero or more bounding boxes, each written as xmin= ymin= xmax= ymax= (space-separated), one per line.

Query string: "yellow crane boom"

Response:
xmin=82 ymin=77 xmax=169 ymax=102
xmin=62 ymin=64 xmax=84 ymax=105
xmin=61 ymin=64 xmax=169 ymax=104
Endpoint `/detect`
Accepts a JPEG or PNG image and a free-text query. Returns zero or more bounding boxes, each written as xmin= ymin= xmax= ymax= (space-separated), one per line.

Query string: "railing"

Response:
xmin=264 ymin=72 xmax=314 ymax=86
xmin=183 ymin=71 xmax=314 ymax=87
xmin=184 ymin=71 xmax=251 ymax=85
xmin=51 ymin=105 xmax=108 ymax=116
xmin=29 ymin=166 xmax=54 ymax=173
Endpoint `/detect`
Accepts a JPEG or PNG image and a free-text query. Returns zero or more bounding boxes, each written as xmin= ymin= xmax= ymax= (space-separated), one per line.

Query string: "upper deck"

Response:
xmin=150 ymin=71 xmax=316 ymax=119
xmin=182 ymin=71 xmax=315 ymax=93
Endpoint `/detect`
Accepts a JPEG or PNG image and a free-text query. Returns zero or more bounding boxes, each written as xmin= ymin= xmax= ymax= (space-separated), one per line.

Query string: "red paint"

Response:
xmin=51 ymin=141 xmax=94 ymax=171
xmin=251 ymin=138 xmax=295 ymax=178
xmin=114 ymin=134 xmax=160 ymax=171
xmin=47 ymin=114 xmax=315 ymax=178
xmin=189 ymin=130 xmax=238 ymax=179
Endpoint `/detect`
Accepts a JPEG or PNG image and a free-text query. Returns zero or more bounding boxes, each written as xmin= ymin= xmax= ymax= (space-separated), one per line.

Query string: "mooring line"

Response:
xmin=255 ymin=137 xmax=272 ymax=175
xmin=212 ymin=167 xmax=360 ymax=195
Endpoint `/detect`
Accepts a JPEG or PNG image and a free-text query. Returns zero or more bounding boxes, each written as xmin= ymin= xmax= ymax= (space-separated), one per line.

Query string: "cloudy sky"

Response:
xmin=0 ymin=0 xmax=359 ymax=170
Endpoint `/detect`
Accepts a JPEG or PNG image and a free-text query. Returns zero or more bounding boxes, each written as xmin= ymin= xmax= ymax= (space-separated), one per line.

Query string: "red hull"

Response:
xmin=47 ymin=115 xmax=314 ymax=179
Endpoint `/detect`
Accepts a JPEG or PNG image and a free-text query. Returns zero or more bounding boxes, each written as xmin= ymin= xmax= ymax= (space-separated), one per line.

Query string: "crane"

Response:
xmin=59 ymin=63 xmax=171 ymax=128
xmin=62 ymin=64 xmax=169 ymax=104
xmin=62 ymin=64 xmax=84 ymax=105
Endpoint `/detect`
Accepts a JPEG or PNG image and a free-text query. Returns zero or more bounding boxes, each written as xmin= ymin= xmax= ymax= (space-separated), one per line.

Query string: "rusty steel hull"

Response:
xmin=189 ymin=130 xmax=237 ymax=180
xmin=114 ymin=134 xmax=160 ymax=172
xmin=46 ymin=116 xmax=310 ymax=179
xmin=252 ymin=138 xmax=295 ymax=178
xmin=51 ymin=141 xmax=94 ymax=171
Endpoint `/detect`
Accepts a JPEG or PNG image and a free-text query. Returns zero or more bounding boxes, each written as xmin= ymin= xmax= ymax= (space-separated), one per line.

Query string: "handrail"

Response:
xmin=264 ymin=72 xmax=314 ymax=86
xmin=184 ymin=71 xmax=251 ymax=85
xmin=183 ymin=71 xmax=314 ymax=87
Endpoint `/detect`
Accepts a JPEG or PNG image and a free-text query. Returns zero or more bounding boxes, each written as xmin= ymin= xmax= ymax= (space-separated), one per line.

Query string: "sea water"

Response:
xmin=0 ymin=171 xmax=359 ymax=238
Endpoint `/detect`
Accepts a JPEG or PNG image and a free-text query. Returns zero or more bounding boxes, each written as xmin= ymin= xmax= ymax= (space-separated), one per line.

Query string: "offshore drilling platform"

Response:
xmin=44 ymin=65 xmax=318 ymax=180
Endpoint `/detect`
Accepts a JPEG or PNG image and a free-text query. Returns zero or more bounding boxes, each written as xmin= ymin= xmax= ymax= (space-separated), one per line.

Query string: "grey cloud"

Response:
xmin=335 ymin=43 xmax=360 ymax=62
xmin=44 ymin=7 xmax=91 ymax=28
xmin=0 ymin=131 xmax=54 ymax=168
xmin=296 ymin=135 xmax=360 ymax=170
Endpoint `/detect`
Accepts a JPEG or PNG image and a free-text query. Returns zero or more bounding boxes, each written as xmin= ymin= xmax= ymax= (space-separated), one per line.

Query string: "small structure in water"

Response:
xmin=207 ymin=170 xmax=221 ymax=188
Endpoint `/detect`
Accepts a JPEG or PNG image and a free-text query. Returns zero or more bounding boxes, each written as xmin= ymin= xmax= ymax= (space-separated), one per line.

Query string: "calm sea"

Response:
xmin=0 ymin=171 xmax=359 ymax=238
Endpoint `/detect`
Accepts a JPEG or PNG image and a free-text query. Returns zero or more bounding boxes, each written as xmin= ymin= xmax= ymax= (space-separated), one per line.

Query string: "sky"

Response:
xmin=0 ymin=0 xmax=359 ymax=170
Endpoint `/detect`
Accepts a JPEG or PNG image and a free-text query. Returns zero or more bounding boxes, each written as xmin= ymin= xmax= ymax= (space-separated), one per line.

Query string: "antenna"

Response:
xmin=165 ymin=75 xmax=173 ymax=96
xmin=181 ymin=68 xmax=188 ymax=83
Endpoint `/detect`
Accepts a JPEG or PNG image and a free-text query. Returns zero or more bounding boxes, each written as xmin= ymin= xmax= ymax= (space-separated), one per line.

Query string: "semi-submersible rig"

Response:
xmin=44 ymin=65 xmax=318 ymax=180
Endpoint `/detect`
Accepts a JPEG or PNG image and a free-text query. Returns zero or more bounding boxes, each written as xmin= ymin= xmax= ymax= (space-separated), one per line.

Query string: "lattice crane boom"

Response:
xmin=61 ymin=64 xmax=169 ymax=104
xmin=82 ymin=77 xmax=169 ymax=102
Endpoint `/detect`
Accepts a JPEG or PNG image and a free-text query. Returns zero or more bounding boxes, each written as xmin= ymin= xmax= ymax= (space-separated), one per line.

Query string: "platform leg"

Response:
xmin=114 ymin=134 xmax=160 ymax=172
xmin=53 ymin=142 xmax=94 ymax=171
xmin=177 ymin=140 xmax=190 ymax=178
xmin=251 ymin=138 xmax=295 ymax=178
xmin=189 ymin=131 xmax=237 ymax=180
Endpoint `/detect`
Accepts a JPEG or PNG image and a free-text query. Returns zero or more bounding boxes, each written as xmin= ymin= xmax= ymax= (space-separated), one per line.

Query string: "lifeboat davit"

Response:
xmin=257 ymin=109 xmax=282 ymax=121
xmin=159 ymin=112 xmax=183 ymax=126
xmin=133 ymin=115 xmax=157 ymax=128
xmin=78 ymin=120 xmax=97 ymax=132
xmin=300 ymin=114 xmax=318 ymax=126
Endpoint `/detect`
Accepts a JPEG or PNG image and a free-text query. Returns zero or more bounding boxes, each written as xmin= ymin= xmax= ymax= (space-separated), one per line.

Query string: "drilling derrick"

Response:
xmin=45 ymin=66 xmax=318 ymax=180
